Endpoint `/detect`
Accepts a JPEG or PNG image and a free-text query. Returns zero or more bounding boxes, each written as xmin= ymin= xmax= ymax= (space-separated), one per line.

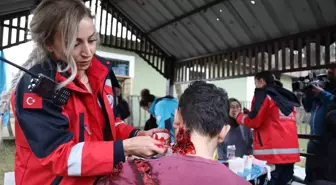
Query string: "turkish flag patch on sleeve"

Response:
xmin=23 ymin=93 xmax=43 ymax=109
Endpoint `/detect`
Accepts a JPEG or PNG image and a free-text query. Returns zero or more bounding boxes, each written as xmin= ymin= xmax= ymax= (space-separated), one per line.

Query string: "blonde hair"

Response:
xmin=0 ymin=0 xmax=93 ymax=132
xmin=30 ymin=0 xmax=93 ymax=88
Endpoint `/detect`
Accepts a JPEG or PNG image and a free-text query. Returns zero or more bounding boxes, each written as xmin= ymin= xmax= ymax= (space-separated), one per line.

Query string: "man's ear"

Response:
xmin=173 ymin=109 xmax=185 ymax=137
xmin=173 ymin=109 xmax=183 ymax=128
xmin=218 ymin=124 xmax=231 ymax=143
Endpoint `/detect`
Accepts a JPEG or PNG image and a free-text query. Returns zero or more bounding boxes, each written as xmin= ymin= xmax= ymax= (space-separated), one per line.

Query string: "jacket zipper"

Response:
xmin=311 ymin=105 xmax=319 ymax=135
xmin=99 ymin=81 xmax=114 ymax=141
xmin=49 ymin=113 xmax=86 ymax=185
xmin=79 ymin=113 xmax=85 ymax=142
xmin=257 ymin=131 xmax=263 ymax=147
xmin=50 ymin=176 xmax=63 ymax=185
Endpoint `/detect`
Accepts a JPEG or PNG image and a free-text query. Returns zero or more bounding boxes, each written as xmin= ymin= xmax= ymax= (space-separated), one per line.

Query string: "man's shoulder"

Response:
xmin=154 ymin=155 xmax=249 ymax=184
xmin=149 ymin=154 xmax=236 ymax=174
xmin=118 ymin=156 xmax=249 ymax=185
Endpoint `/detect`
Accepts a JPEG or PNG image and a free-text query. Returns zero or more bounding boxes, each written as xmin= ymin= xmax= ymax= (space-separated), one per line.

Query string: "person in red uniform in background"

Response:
xmin=232 ymin=71 xmax=301 ymax=185
xmin=3 ymin=0 xmax=167 ymax=185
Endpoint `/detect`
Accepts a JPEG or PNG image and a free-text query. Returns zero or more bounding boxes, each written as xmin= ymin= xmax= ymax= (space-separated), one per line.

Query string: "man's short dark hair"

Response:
xmin=178 ymin=81 xmax=229 ymax=138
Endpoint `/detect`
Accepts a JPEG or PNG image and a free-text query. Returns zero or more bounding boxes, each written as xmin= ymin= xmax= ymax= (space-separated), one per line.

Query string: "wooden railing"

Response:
xmin=0 ymin=109 xmax=15 ymax=140
xmin=298 ymin=134 xmax=321 ymax=158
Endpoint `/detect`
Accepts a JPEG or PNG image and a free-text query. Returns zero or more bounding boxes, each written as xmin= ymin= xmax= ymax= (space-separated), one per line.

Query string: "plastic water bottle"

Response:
xmin=213 ymin=148 xmax=219 ymax=160
xmin=227 ymin=145 xmax=236 ymax=160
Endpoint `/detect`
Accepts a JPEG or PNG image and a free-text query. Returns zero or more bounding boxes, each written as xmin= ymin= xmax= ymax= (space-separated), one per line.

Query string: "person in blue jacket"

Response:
xmin=303 ymin=68 xmax=336 ymax=183
xmin=140 ymin=89 xmax=178 ymax=143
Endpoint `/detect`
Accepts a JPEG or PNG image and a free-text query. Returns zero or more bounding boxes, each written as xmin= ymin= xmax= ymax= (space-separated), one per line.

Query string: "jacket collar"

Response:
xmin=54 ymin=55 xmax=110 ymax=93
xmin=149 ymin=98 xmax=158 ymax=115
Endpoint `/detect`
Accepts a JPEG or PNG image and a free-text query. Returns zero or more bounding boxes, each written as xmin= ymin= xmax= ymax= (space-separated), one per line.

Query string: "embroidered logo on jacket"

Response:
xmin=23 ymin=93 xmax=43 ymax=109
xmin=106 ymin=94 xmax=114 ymax=109
xmin=279 ymin=109 xmax=295 ymax=120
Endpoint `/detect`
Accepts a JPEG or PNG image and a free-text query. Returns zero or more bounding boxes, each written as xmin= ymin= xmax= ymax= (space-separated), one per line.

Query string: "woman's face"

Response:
xmin=50 ymin=16 xmax=97 ymax=71
xmin=229 ymin=101 xmax=241 ymax=117
xmin=254 ymin=78 xmax=266 ymax=88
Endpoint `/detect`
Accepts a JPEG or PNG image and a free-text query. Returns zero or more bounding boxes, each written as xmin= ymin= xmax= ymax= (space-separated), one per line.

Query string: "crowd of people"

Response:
xmin=0 ymin=0 xmax=336 ymax=185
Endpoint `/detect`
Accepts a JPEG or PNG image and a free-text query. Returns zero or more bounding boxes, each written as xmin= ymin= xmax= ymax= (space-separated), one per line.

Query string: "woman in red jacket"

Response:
xmin=232 ymin=71 xmax=301 ymax=185
xmin=1 ymin=0 xmax=167 ymax=184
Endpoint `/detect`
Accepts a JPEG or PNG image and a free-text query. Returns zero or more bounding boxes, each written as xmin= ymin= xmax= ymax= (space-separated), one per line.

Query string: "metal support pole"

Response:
xmin=165 ymin=57 xmax=176 ymax=96
xmin=166 ymin=79 xmax=174 ymax=96
xmin=274 ymin=72 xmax=282 ymax=80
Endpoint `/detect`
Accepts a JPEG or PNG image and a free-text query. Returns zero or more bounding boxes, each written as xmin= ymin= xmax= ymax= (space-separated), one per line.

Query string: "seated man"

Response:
xmin=96 ymin=81 xmax=250 ymax=185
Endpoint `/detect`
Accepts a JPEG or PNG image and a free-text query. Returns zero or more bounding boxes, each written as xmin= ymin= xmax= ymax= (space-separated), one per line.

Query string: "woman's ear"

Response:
xmin=218 ymin=124 xmax=231 ymax=143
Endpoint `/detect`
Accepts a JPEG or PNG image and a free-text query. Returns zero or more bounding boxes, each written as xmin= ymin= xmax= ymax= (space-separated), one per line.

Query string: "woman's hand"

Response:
xmin=137 ymin=128 xmax=169 ymax=137
xmin=123 ymin=136 xmax=168 ymax=158
xmin=311 ymin=85 xmax=323 ymax=94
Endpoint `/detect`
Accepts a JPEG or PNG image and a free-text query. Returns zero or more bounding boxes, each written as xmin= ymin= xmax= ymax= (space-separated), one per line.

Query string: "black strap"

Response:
xmin=97 ymin=69 xmax=121 ymax=141
xmin=97 ymin=93 xmax=113 ymax=141
xmin=112 ymin=86 xmax=119 ymax=118
xmin=109 ymin=70 xmax=121 ymax=88
xmin=50 ymin=176 xmax=63 ymax=185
